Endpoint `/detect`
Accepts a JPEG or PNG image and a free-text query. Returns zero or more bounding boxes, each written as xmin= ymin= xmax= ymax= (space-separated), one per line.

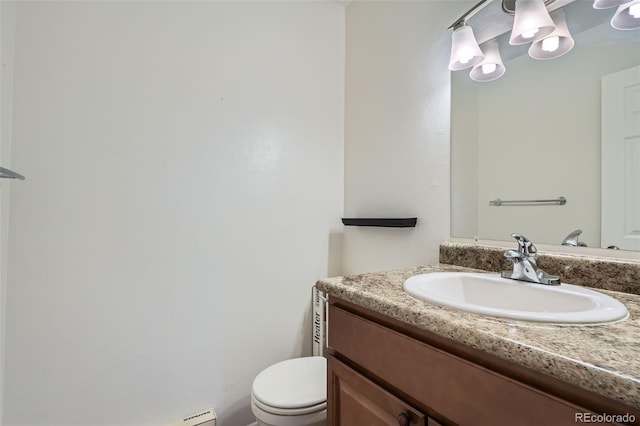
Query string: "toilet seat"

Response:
xmin=251 ymin=399 xmax=326 ymax=426
xmin=252 ymin=356 xmax=327 ymax=409
xmin=251 ymin=392 xmax=326 ymax=416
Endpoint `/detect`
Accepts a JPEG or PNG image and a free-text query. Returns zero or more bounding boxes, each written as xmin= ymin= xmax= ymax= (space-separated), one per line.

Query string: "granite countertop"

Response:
xmin=315 ymin=264 xmax=640 ymax=409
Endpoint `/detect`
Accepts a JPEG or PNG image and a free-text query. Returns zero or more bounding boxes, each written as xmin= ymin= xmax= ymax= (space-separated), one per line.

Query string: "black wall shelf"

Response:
xmin=341 ymin=218 xmax=417 ymax=228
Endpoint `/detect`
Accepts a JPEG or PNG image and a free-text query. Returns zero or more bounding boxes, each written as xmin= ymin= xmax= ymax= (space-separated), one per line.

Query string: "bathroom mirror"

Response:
xmin=451 ymin=0 xmax=640 ymax=251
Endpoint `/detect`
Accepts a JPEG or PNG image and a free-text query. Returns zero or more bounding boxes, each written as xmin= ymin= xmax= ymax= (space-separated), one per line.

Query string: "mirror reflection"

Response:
xmin=451 ymin=0 xmax=640 ymax=251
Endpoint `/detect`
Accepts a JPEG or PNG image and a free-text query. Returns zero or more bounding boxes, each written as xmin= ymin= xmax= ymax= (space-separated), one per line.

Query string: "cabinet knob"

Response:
xmin=397 ymin=412 xmax=410 ymax=426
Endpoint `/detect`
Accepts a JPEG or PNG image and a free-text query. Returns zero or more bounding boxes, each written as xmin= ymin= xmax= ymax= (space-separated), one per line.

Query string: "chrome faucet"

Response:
xmin=562 ymin=229 xmax=587 ymax=247
xmin=501 ymin=233 xmax=561 ymax=286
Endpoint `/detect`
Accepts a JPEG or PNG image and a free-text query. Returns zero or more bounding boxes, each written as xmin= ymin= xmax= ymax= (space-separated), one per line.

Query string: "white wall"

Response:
xmin=342 ymin=1 xmax=469 ymax=274
xmin=3 ymin=2 xmax=344 ymax=425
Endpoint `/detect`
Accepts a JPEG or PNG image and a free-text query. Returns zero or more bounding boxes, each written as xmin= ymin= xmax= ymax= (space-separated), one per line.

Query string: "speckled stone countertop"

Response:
xmin=315 ymin=264 xmax=640 ymax=408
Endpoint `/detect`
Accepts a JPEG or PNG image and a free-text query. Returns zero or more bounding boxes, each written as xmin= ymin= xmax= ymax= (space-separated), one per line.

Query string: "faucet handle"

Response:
xmin=503 ymin=249 xmax=524 ymax=263
xmin=510 ymin=233 xmax=537 ymax=256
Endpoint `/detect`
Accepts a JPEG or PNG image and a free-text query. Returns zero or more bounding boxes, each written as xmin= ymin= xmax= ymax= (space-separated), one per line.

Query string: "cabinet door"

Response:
xmin=328 ymin=355 xmax=426 ymax=426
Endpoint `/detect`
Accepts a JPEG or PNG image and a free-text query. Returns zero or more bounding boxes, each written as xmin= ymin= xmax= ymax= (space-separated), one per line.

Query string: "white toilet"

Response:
xmin=251 ymin=356 xmax=327 ymax=426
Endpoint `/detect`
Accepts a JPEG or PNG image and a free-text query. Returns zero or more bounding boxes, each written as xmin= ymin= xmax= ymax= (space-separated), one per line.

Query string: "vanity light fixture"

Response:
xmin=611 ymin=0 xmax=640 ymax=29
xmin=529 ymin=9 xmax=574 ymax=59
xmin=592 ymin=0 xmax=630 ymax=9
xmin=447 ymin=0 xmax=493 ymax=71
xmin=447 ymin=0 xmax=577 ymax=83
xmin=509 ymin=0 xmax=557 ymax=45
xmin=470 ymin=40 xmax=506 ymax=81
xmin=448 ymin=23 xmax=485 ymax=70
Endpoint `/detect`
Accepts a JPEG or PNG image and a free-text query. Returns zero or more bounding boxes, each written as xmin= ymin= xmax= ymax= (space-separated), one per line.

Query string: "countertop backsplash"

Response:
xmin=440 ymin=242 xmax=640 ymax=295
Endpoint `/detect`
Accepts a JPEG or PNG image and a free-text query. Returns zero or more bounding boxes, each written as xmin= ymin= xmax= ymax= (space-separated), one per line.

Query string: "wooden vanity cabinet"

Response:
xmin=327 ymin=297 xmax=640 ymax=426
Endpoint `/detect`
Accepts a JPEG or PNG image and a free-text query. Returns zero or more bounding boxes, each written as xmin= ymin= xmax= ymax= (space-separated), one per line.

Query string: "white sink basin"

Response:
xmin=403 ymin=272 xmax=628 ymax=324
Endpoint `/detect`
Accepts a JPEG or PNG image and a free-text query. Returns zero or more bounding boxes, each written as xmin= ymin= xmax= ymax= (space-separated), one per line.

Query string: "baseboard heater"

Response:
xmin=168 ymin=409 xmax=216 ymax=426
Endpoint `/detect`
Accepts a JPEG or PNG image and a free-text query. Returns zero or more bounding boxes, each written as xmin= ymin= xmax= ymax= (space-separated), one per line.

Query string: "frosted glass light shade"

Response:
xmin=470 ymin=40 xmax=506 ymax=82
xmin=529 ymin=9 xmax=575 ymax=60
xmin=611 ymin=0 xmax=640 ymax=29
xmin=448 ymin=25 xmax=484 ymax=71
xmin=593 ymin=0 xmax=629 ymax=9
xmin=509 ymin=0 xmax=556 ymax=45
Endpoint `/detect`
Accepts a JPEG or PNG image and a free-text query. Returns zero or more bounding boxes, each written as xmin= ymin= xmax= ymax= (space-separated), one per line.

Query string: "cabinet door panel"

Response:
xmin=328 ymin=355 xmax=426 ymax=426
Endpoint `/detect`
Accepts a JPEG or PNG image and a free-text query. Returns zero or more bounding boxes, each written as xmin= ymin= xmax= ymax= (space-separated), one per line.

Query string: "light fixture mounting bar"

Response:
xmin=502 ymin=0 xmax=557 ymax=14
xmin=448 ymin=0 xmax=560 ymax=29
xmin=448 ymin=0 xmax=494 ymax=29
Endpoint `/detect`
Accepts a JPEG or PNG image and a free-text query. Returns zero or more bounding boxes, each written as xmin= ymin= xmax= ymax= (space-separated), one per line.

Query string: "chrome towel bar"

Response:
xmin=489 ymin=196 xmax=566 ymax=206
xmin=0 ymin=167 xmax=25 ymax=180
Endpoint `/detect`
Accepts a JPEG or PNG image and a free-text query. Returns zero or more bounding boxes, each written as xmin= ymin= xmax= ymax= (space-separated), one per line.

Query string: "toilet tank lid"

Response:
xmin=252 ymin=356 xmax=327 ymax=409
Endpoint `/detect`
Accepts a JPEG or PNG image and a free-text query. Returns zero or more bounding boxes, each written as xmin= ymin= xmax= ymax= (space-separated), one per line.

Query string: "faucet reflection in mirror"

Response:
xmin=561 ymin=229 xmax=588 ymax=246
xmin=448 ymin=0 xmax=640 ymax=82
